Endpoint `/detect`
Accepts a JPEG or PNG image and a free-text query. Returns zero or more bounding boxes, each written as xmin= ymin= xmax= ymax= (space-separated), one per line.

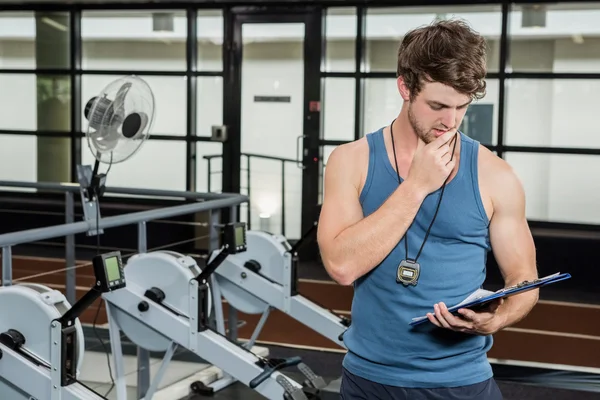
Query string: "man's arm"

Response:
xmin=486 ymin=159 xmax=539 ymax=329
xmin=429 ymin=151 xmax=538 ymax=335
xmin=317 ymin=143 xmax=426 ymax=286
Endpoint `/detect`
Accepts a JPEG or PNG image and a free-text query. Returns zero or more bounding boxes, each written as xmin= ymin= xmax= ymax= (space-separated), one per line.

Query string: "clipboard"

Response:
xmin=410 ymin=272 xmax=572 ymax=326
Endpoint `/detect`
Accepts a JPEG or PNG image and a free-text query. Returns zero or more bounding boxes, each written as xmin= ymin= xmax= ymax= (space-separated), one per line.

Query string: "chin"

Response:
xmin=419 ymin=132 xmax=436 ymax=144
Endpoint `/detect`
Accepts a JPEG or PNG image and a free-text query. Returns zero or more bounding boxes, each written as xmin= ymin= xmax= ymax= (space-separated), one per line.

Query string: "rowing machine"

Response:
xmin=102 ymin=222 xmax=324 ymax=400
xmin=209 ymin=227 xmax=350 ymax=351
xmin=0 ymin=250 xmax=127 ymax=400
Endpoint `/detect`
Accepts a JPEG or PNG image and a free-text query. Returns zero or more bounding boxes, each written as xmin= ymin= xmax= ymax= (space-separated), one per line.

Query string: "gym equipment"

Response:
xmin=0 ymin=251 xmax=127 ymax=400
xmin=210 ymin=227 xmax=350 ymax=350
xmin=102 ymin=222 xmax=327 ymax=399
xmin=76 ymin=74 xmax=154 ymax=234
xmin=0 ymin=75 xmax=156 ymax=400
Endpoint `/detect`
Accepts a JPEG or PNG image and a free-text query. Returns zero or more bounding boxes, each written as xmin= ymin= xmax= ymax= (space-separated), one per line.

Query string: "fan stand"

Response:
xmin=76 ymin=155 xmax=106 ymax=236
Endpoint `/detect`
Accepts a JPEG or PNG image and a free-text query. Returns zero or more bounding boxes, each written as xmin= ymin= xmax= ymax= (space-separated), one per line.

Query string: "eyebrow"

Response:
xmin=429 ymin=100 xmax=472 ymax=109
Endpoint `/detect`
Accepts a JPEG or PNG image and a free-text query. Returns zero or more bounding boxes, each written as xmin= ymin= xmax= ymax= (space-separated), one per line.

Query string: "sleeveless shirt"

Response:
xmin=341 ymin=127 xmax=494 ymax=388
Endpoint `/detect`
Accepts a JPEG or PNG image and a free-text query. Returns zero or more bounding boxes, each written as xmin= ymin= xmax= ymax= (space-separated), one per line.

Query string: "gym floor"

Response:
xmin=188 ymin=346 xmax=600 ymax=400
xmin=78 ymin=343 xmax=600 ymax=400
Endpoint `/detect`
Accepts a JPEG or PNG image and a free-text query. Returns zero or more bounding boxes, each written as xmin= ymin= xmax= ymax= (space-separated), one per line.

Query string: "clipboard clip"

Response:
xmin=497 ymin=274 xmax=556 ymax=294
xmin=498 ymin=280 xmax=533 ymax=293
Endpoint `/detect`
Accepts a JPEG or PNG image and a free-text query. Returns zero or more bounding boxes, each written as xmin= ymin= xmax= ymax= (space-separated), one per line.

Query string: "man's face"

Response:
xmin=405 ymin=81 xmax=472 ymax=144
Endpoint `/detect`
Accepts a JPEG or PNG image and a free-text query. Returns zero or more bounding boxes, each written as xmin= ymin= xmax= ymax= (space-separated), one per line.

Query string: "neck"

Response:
xmin=390 ymin=110 xmax=419 ymax=155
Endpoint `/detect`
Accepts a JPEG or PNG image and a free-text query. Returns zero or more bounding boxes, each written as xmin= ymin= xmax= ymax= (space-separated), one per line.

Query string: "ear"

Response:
xmin=397 ymin=76 xmax=410 ymax=101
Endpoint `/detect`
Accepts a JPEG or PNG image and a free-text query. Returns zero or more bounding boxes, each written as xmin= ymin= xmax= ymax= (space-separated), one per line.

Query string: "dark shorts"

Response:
xmin=340 ymin=367 xmax=503 ymax=400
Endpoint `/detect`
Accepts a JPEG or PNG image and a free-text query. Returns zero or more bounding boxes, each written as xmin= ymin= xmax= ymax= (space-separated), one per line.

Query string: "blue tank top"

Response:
xmin=342 ymin=127 xmax=494 ymax=388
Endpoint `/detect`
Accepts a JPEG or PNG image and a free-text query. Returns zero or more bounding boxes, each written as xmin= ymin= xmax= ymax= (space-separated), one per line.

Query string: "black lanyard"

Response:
xmin=390 ymin=119 xmax=458 ymax=285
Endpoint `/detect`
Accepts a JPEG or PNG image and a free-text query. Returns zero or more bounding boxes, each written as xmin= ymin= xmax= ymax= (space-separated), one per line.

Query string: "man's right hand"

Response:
xmin=405 ymin=130 xmax=458 ymax=196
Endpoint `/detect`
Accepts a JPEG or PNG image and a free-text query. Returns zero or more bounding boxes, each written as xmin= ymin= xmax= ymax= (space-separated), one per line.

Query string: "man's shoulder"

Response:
xmin=326 ymin=136 xmax=369 ymax=169
xmin=476 ymin=145 xmax=519 ymax=182
xmin=325 ymin=136 xmax=371 ymax=193
xmin=476 ymin=144 xmax=525 ymax=208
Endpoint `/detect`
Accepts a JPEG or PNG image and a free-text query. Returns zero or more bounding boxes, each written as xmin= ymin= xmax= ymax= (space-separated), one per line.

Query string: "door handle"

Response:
xmin=296 ymin=135 xmax=307 ymax=169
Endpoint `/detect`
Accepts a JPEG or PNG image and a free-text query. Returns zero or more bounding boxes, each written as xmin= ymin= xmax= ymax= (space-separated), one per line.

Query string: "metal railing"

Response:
xmin=0 ymin=179 xmax=248 ymax=399
xmin=203 ymin=152 xmax=300 ymax=237
xmin=0 ymin=180 xmax=247 ymax=303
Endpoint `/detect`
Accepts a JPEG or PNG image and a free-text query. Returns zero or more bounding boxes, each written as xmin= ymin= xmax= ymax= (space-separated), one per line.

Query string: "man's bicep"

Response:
xmin=488 ymin=166 xmax=537 ymax=282
xmin=317 ymin=147 xmax=364 ymax=251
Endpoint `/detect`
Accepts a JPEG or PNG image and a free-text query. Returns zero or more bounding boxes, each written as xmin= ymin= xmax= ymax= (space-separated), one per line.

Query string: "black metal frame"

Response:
xmin=319 ymin=2 xmax=600 ymax=157
xmin=0 ymin=7 xmax=223 ymax=194
xmin=0 ymin=0 xmax=599 ymax=234
xmin=317 ymin=1 xmax=600 ymax=236
xmin=224 ymin=6 xmax=323 ymax=237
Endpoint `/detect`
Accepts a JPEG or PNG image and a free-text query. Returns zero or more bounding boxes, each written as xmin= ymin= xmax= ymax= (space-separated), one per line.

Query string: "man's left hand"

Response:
xmin=426 ymin=299 xmax=507 ymax=335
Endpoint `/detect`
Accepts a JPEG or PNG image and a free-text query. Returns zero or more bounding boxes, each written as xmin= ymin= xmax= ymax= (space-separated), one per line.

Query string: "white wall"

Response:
xmin=1 ymin=7 xmax=600 ymax=239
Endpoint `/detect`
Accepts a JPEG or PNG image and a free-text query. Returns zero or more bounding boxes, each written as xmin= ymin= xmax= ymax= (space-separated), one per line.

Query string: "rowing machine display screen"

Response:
xmin=93 ymin=251 xmax=126 ymax=292
xmin=224 ymin=222 xmax=247 ymax=254
xmin=236 ymin=226 xmax=244 ymax=246
xmin=105 ymin=256 xmax=121 ymax=282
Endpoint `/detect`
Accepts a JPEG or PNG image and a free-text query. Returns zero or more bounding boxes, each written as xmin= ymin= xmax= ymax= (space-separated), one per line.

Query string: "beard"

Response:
xmin=407 ymin=103 xmax=436 ymax=144
xmin=407 ymin=102 xmax=452 ymax=144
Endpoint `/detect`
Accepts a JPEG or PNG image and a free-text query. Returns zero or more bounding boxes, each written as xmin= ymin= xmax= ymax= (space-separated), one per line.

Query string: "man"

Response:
xmin=317 ymin=18 xmax=539 ymax=399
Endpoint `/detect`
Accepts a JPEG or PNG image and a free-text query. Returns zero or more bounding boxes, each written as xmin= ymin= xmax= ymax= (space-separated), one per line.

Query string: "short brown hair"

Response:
xmin=396 ymin=18 xmax=487 ymax=101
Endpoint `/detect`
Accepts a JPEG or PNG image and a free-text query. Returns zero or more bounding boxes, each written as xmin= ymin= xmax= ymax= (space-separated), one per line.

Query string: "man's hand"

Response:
xmin=426 ymin=300 xmax=507 ymax=335
xmin=406 ymin=130 xmax=458 ymax=196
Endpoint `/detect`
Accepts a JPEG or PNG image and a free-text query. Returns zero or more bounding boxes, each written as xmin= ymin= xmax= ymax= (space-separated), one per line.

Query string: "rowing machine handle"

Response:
xmin=195 ymin=245 xmax=230 ymax=284
xmin=249 ymin=356 xmax=302 ymax=389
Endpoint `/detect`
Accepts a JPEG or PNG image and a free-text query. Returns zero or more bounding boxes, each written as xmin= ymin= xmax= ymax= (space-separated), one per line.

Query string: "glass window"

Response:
xmin=240 ymin=155 xmax=301 ymax=238
xmin=504 ymin=152 xmax=600 ymax=224
xmin=0 ymin=135 xmax=37 ymax=182
xmin=362 ymin=78 xmax=402 ymax=136
xmin=324 ymin=7 xmax=356 ymax=72
xmin=82 ymin=74 xmax=186 ymax=136
xmin=81 ymin=10 xmax=186 ymax=71
xmin=460 ymin=78 xmax=499 ymax=146
xmin=323 ymin=78 xmax=355 ymax=141
xmin=37 ymin=75 xmax=72 ymax=132
xmin=81 ymin=139 xmax=186 ymax=191
xmin=196 ymin=141 xmax=223 ymax=193
xmin=504 ymin=79 xmax=599 ymax=148
xmin=508 ymin=3 xmax=600 ymax=73
xmin=197 ymin=9 xmax=223 ymax=71
xmin=0 ymin=74 xmax=36 ymax=130
xmin=0 ymin=73 xmax=71 ymax=132
xmin=0 ymin=12 xmax=36 ymax=69
xmin=364 ymin=5 xmax=502 ymax=73
xmin=197 ymin=76 xmax=223 ymax=137
xmin=362 ymin=78 xmax=499 ymax=144
xmin=0 ymin=12 xmax=71 ymax=70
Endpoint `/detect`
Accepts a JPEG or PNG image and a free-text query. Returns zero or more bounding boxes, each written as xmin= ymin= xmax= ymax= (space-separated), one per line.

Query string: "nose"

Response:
xmin=440 ymin=109 xmax=456 ymax=129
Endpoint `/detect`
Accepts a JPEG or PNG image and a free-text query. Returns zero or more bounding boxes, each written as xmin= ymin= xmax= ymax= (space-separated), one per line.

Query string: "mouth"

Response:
xmin=432 ymin=128 xmax=448 ymax=136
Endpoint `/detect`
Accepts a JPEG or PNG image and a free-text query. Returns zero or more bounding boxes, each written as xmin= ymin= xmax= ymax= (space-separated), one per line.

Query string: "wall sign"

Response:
xmin=254 ymin=95 xmax=291 ymax=103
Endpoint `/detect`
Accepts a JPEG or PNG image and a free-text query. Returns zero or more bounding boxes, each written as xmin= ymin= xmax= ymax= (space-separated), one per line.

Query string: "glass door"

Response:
xmin=225 ymin=8 xmax=321 ymax=244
